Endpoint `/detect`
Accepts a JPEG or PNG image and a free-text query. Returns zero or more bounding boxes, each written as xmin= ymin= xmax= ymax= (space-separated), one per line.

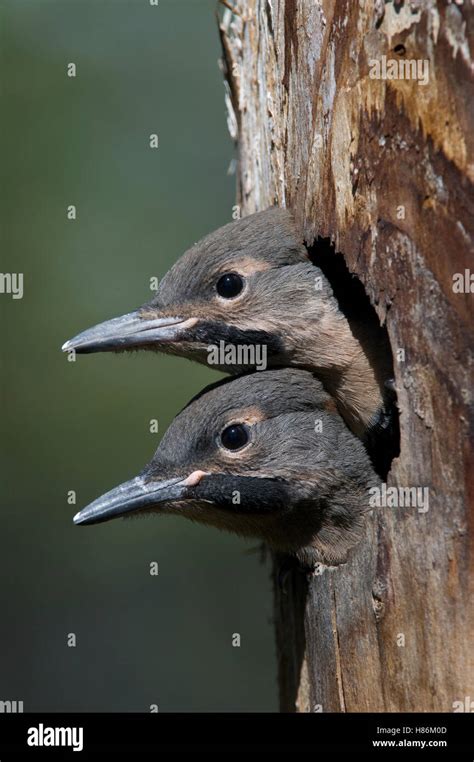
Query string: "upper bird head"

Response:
xmin=73 ymin=369 xmax=379 ymax=567
xmin=62 ymin=207 xmax=396 ymax=448
xmin=62 ymin=208 xmax=348 ymax=375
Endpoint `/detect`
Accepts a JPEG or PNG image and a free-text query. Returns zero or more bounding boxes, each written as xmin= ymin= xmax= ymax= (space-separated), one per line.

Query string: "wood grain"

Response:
xmin=219 ymin=0 xmax=473 ymax=712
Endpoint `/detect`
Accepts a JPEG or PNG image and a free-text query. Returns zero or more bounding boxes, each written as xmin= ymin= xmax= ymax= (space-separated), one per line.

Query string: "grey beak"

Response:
xmin=62 ymin=310 xmax=196 ymax=354
xmin=73 ymin=475 xmax=190 ymax=525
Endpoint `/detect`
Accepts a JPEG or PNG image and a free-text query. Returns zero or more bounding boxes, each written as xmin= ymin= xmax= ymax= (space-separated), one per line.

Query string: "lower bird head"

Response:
xmin=73 ymin=369 xmax=379 ymax=566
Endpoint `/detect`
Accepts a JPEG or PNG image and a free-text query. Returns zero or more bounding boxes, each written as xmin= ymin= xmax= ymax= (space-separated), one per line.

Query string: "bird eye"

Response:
xmin=216 ymin=272 xmax=244 ymax=299
xmin=220 ymin=423 xmax=249 ymax=451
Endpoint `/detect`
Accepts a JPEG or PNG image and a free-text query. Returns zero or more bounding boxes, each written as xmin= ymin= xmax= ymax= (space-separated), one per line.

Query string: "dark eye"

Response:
xmin=220 ymin=423 xmax=249 ymax=451
xmin=216 ymin=272 xmax=244 ymax=299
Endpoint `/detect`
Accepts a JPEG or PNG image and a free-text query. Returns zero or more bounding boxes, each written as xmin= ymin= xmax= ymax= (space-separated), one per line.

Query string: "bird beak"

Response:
xmin=62 ymin=310 xmax=197 ymax=354
xmin=73 ymin=473 xmax=203 ymax=526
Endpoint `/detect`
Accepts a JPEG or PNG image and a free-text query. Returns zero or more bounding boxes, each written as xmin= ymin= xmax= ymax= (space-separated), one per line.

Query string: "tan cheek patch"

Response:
xmin=226 ymin=406 xmax=266 ymax=426
xmin=218 ymin=258 xmax=273 ymax=277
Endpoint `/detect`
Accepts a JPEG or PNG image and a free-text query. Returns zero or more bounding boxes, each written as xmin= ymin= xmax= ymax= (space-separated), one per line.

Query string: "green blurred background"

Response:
xmin=1 ymin=0 xmax=277 ymax=711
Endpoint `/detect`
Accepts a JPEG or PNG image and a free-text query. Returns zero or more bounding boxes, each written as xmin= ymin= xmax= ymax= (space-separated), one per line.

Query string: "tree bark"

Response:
xmin=219 ymin=0 xmax=473 ymax=712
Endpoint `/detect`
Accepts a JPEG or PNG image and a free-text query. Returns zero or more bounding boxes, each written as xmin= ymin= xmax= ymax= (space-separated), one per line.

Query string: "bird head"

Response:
xmin=73 ymin=369 xmax=378 ymax=566
xmin=62 ymin=209 xmax=348 ymax=375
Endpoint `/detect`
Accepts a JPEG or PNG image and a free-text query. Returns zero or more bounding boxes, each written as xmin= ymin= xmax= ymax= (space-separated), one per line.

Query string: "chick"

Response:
xmin=73 ymin=369 xmax=379 ymax=567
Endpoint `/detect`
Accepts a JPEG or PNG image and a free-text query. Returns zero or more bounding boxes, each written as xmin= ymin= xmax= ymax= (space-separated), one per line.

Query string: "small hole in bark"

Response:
xmin=306 ymin=237 xmax=400 ymax=479
xmin=394 ymin=44 xmax=406 ymax=56
xmin=372 ymin=592 xmax=385 ymax=620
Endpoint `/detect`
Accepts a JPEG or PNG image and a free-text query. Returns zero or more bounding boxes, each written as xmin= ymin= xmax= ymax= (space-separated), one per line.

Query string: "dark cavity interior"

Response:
xmin=306 ymin=236 xmax=400 ymax=479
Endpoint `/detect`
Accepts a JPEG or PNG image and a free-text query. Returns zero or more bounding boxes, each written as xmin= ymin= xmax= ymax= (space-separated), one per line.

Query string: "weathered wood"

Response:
xmin=219 ymin=0 xmax=473 ymax=711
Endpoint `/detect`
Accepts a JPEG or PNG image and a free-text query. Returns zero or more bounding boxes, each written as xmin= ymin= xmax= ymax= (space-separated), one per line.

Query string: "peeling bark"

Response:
xmin=219 ymin=0 xmax=473 ymax=712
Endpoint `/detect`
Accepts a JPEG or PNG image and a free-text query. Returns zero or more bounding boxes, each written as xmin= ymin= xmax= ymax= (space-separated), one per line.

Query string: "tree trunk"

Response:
xmin=219 ymin=0 xmax=473 ymax=712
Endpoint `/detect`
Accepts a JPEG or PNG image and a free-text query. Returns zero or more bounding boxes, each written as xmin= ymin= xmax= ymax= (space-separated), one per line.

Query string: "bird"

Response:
xmin=62 ymin=208 xmax=397 ymax=471
xmin=73 ymin=368 xmax=380 ymax=568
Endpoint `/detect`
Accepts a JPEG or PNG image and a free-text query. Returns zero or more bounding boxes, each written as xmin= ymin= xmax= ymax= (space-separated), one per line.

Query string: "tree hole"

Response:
xmin=306 ymin=237 xmax=400 ymax=479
